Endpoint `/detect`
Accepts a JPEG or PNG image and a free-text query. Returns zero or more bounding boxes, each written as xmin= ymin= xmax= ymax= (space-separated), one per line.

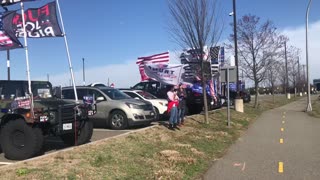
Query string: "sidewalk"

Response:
xmin=203 ymin=97 xmax=320 ymax=180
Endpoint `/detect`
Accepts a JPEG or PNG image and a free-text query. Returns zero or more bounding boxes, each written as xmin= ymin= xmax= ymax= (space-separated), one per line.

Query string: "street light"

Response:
xmin=82 ymin=58 xmax=86 ymax=86
xmin=306 ymin=0 xmax=312 ymax=112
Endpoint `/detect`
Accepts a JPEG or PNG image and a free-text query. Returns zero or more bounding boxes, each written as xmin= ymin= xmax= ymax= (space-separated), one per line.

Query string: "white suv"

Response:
xmin=62 ymin=86 xmax=155 ymax=130
xmin=120 ymin=89 xmax=168 ymax=120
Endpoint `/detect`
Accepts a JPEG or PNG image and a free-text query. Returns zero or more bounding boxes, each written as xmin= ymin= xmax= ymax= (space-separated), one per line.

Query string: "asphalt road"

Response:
xmin=0 ymin=128 xmax=132 ymax=165
xmin=203 ymin=97 xmax=320 ymax=180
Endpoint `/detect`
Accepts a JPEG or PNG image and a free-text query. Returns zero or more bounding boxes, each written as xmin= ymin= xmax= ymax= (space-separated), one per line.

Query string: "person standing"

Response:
xmin=177 ymin=83 xmax=187 ymax=126
xmin=167 ymin=85 xmax=179 ymax=130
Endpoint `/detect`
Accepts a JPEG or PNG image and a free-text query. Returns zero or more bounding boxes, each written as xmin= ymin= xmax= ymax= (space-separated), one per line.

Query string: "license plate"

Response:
xmin=40 ymin=116 xmax=48 ymax=122
xmin=63 ymin=123 xmax=72 ymax=130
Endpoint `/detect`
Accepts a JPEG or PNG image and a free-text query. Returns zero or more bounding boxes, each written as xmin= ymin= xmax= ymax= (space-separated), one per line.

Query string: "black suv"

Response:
xmin=131 ymin=81 xmax=221 ymax=114
xmin=0 ymin=80 xmax=94 ymax=160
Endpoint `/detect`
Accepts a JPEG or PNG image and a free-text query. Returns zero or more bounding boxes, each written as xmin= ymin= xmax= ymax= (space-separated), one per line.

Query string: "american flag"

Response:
xmin=136 ymin=52 xmax=169 ymax=81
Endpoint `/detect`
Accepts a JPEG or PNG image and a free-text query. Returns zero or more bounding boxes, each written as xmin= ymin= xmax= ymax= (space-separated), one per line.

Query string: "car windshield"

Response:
xmin=100 ymin=88 xmax=131 ymax=100
xmin=136 ymin=91 xmax=157 ymax=99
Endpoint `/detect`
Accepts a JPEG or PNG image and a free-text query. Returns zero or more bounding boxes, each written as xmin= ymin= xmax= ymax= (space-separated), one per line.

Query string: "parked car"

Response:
xmin=120 ymin=89 xmax=168 ymax=120
xmin=0 ymin=80 xmax=93 ymax=160
xmin=62 ymin=86 xmax=156 ymax=130
xmin=131 ymin=81 xmax=222 ymax=114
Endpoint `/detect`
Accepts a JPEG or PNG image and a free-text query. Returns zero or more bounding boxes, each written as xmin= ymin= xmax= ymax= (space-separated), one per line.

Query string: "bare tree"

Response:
xmin=228 ymin=15 xmax=284 ymax=108
xmin=286 ymin=46 xmax=301 ymax=97
xmin=167 ymin=0 xmax=222 ymax=123
xmin=265 ymin=58 xmax=281 ymax=103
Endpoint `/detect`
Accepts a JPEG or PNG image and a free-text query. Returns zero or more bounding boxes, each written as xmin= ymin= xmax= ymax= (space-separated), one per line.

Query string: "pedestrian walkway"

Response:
xmin=203 ymin=97 xmax=320 ymax=180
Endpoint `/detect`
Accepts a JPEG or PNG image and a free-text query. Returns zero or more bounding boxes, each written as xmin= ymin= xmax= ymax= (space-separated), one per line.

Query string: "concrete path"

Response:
xmin=203 ymin=97 xmax=320 ymax=180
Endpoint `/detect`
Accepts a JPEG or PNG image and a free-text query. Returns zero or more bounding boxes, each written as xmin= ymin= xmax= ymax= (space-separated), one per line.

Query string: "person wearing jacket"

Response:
xmin=167 ymin=85 xmax=179 ymax=130
xmin=177 ymin=83 xmax=187 ymax=126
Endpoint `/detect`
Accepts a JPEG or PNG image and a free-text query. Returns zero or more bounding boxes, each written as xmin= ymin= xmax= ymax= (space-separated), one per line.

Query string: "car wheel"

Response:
xmin=0 ymin=119 xmax=40 ymax=160
xmin=109 ymin=110 xmax=128 ymax=130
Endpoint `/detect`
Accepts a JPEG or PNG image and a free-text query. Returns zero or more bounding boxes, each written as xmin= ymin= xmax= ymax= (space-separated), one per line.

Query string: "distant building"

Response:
xmin=313 ymin=79 xmax=320 ymax=91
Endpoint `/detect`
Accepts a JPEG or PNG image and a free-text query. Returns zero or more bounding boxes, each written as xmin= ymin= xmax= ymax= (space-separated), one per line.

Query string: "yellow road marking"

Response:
xmin=281 ymin=128 xmax=284 ymax=132
xmin=280 ymin=138 xmax=284 ymax=144
xmin=283 ymin=112 xmax=286 ymax=115
xmin=278 ymin=162 xmax=284 ymax=173
xmin=282 ymin=121 xmax=285 ymax=124
xmin=282 ymin=115 xmax=285 ymax=118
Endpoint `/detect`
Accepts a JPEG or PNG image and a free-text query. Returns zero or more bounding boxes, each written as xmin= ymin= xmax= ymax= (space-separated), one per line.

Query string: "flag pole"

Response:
xmin=56 ymin=0 xmax=78 ymax=103
xmin=20 ymin=2 xmax=34 ymax=116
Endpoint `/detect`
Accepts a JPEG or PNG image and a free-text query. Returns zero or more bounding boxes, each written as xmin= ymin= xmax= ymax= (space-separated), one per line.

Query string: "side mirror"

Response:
xmin=96 ymin=97 xmax=105 ymax=101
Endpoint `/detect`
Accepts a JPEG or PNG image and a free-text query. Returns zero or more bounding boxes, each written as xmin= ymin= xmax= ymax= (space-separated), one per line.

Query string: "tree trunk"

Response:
xmin=202 ymin=63 xmax=209 ymax=124
xmin=254 ymin=84 xmax=259 ymax=108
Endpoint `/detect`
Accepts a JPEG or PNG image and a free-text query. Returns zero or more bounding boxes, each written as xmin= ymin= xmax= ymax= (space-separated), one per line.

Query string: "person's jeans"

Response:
xmin=169 ymin=106 xmax=178 ymax=125
xmin=178 ymin=108 xmax=185 ymax=124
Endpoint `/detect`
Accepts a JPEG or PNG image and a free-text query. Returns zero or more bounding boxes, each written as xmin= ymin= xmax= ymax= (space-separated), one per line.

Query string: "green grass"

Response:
xmin=0 ymin=95 xmax=296 ymax=180
xmin=308 ymin=96 xmax=320 ymax=118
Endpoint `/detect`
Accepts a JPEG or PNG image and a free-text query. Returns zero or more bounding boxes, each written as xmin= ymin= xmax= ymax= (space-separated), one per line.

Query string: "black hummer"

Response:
xmin=0 ymin=80 xmax=94 ymax=160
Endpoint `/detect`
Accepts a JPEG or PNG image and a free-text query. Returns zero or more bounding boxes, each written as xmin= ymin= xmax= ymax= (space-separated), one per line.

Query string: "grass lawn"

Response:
xmin=308 ymin=95 xmax=320 ymax=118
xmin=0 ymin=95 xmax=298 ymax=180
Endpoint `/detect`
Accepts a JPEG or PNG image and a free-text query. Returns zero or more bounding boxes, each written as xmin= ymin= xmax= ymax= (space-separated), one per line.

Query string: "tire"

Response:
xmin=109 ymin=110 xmax=128 ymax=130
xmin=0 ymin=119 xmax=39 ymax=160
xmin=33 ymin=128 xmax=44 ymax=156
xmin=60 ymin=120 xmax=93 ymax=146
xmin=153 ymin=107 xmax=160 ymax=121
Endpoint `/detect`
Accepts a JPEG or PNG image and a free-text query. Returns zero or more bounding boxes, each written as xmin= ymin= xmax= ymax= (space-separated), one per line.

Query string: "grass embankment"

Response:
xmin=308 ymin=95 xmax=320 ymax=118
xmin=0 ymin=95 xmax=296 ymax=180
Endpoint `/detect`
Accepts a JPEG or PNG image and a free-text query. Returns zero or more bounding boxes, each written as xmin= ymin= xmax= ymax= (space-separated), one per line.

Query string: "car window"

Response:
xmin=62 ymin=89 xmax=75 ymax=99
xmin=100 ymin=88 xmax=131 ymax=100
xmin=88 ymin=89 xmax=105 ymax=100
xmin=132 ymin=83 xmax=145 ymax=90
xmin=136 ymin=91 xmax=157 ymax=99
xmin=77 ymin=89 xmax=87 ymax=100
xmin=124 ymin=92 xmax=140 ymax=99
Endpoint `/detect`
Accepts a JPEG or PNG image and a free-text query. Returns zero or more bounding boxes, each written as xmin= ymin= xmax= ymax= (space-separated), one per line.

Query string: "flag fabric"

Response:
xmin=144 ymin=64 xmax=183 ymax=85
xmin=210 ymin=46 xmax=220 ymax=64
xmin=0 ymin=11 xmax=23 ymax=51
xmin=12 ymin=1 xmax=63 ymax=38
xmin=0 ymin=0 xmax=36 ymax=6
xmin=136 ymin=52 xmax=169 ymax=82
xmin=219 ymin=47 xmax=225 ymax=64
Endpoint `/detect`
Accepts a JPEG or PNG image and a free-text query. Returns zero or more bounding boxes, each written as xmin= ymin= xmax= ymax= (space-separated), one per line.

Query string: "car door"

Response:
xmin=87 ymin=89 xmax=108 ymax=122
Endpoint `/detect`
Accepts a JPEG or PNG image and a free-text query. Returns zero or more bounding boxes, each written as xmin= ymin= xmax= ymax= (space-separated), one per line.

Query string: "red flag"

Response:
xmin=136 ymin=52 xmax=169 ymax=82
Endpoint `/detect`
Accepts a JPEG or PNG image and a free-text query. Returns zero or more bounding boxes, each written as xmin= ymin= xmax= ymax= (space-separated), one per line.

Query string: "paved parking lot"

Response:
xmin=0 ymin=128 xmax=133 ymax=165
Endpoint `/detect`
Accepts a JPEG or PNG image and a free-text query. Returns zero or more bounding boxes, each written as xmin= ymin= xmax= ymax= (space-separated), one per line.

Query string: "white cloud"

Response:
xmin=281 ymin=20 xmax=320 ymax=82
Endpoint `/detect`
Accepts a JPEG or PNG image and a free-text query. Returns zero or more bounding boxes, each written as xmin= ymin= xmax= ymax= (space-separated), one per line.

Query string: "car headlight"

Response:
xmin=125 ymin=103 xmax=141 ymax=109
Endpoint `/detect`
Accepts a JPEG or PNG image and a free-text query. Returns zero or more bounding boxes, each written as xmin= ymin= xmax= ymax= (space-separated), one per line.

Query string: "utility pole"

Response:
xmin=7 ymin=50 xmax=10 ymax=80
xmin=47 ymin=73 xmax=49 ymax=81
xmin=298 ymin=57 xmax=300 ymax=93
xmin=232 ymin=0 xmax=239 ymax=96
xmin=82 ymin=58 xmax=85 ymax=86
xmin=306 ymin=0 xmax=313 ymax=112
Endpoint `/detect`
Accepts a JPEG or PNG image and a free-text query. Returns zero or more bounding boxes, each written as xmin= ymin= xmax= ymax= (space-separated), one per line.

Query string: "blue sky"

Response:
xmin=0 ymin=0 xmax=319 ymax=87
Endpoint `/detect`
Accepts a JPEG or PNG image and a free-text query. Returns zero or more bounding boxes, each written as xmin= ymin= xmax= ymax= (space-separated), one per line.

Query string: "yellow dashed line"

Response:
xmin=283 ymin=112 xmax=286 ymax=115
xmin=281 ymin=128 xmax=284 ymax=132
xmin=282 ymin=115 xmax=285 ymax=118
xmin=282 ymin=121 xmax=285 ymax=124
xmin=280 ymin=138 xmax=284 ymax=144
xmin=278 ymin=162 xmax=284 ymax=173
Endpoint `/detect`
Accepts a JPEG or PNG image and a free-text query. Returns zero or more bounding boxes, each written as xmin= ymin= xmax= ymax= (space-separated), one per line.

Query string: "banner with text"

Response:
xmin=12 ymin=2 xmax=63 ymax=38
xmin=144 ymin=64 xmax=183 ymax=85
xmin=0 ymin=0 xmax=36 ymax=6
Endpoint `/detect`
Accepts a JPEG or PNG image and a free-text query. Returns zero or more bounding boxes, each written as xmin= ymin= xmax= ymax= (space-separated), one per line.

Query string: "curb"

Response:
xmin=0 ymin=124 xmax=158 ymax=170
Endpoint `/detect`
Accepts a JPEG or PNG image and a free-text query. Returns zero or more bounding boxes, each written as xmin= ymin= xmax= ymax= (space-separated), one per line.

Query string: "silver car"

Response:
xmin=61 ymin=86 xmax=155 ymax=130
